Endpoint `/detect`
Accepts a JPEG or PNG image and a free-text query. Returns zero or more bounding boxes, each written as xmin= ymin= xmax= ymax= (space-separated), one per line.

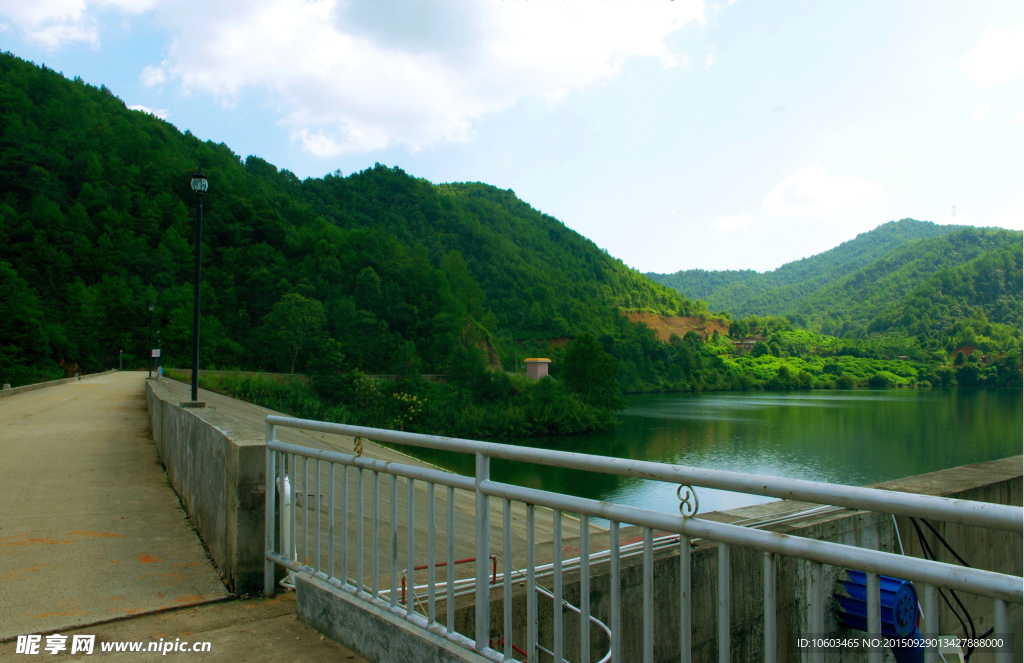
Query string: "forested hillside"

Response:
xmin=0 ymin=52 xmax=688 ymax=388
xmin=789 ymin=227 xmax=1021 ymax=336
xmin=650 ymin=219 xmax=960 ymax=316
xmin=644 ymin=268 xmax=755 ymax=303
xmin=868 ymin=243 xmax=1023 ymax=342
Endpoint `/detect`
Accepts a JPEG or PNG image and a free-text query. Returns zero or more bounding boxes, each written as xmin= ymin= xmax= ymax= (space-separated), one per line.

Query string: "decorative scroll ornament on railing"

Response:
xmin=677 ymin=484 xmax=699 ymax=519
xmin=353 ymin=437 xmax=364 ymax=457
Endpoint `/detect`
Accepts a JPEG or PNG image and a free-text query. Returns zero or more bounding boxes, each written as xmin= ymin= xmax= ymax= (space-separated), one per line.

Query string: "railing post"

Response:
xmin=372 ymin=471 xmax=380 ymax=599
xmin=611 ymin=520 xmax=621 ymax=663
xmin=763 ymin=552 xmax=775 ymax=663
xmin=643 ymin=527 xmax=653 ymax=663
xmin=922 ymin=584 xmax=939 ymax=663
xmin=993 ymin=598 xmax=1011 ymax=663
xmin=866 ymin=572 xmax=882 ymax=663
xmin=718 ymin=543 xmax=730 ymax=663
xmin=680 ymin=534 xmax=691 ymax=663
xmin=264 ymin=422 xmax=276 ymax=596
xmin=407 ymin=478 xmax=415 ymax=618
xmin=527 ymin=504 xmax=537 ymax=663
xmin=475 ymin=453 xmax=490 ymax=653
xmin=504 ymin=499 xmax=514 ymax=660
xmin=809 ymin=563 xmax=823 ymax=663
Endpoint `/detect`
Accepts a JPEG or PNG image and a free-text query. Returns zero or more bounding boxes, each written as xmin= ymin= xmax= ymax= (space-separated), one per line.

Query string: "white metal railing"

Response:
xmin=263 ymin=417 xmax=1022 ymax=663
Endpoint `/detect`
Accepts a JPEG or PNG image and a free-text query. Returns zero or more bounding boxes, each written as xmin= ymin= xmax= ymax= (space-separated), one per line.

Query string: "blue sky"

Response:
xmin=2 ymin=0 xmax=1021 ymax=272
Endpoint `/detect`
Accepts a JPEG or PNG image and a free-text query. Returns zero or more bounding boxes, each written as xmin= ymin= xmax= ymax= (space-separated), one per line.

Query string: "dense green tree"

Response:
xmin=263 ymin=293 xmax=326 ymax=373
xmin=561 ymin=333 xmax=623 ymax=409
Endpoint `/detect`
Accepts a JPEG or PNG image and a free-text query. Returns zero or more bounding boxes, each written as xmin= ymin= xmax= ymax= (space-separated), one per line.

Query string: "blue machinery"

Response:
xmin=837 ymin=570 xmax=924 ymax=663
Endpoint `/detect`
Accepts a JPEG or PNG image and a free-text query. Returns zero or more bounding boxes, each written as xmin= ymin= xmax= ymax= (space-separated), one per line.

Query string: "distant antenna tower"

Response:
xmin=951 ymin=205 xmax=956 ymax=217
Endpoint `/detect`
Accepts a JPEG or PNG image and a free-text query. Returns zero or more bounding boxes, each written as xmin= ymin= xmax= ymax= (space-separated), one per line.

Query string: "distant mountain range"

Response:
xmin=649 ymin=219 xmax=1023 ymax=339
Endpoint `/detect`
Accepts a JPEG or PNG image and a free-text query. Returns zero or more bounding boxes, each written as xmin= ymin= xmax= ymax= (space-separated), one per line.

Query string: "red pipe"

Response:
xmin=401 ymin=554 xmax=498 ymax=604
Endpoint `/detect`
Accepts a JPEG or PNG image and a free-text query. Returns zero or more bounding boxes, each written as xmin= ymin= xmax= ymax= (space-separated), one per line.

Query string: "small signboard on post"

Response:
xmin=152 ymin=349 xmax=161 ymax=358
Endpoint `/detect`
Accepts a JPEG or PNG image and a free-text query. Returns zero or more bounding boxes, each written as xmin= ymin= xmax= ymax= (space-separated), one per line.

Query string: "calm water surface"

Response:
xmin=401 ymin=388 xmax=1022 ymax=518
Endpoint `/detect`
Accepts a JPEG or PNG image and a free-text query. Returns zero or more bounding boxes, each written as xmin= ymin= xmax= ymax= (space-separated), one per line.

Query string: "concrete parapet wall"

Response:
xmin=0 ymin=369 xmax=117 ymax=398
xmin=145 ymin=379 xmax=266 ymax=594
xmin=296 ymin=573 xmax=491 ymax=663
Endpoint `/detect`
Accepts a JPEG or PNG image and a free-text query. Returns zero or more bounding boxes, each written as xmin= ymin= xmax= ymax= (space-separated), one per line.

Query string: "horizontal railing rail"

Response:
xmin=264 ymin=416 xmax=1022 ymax=663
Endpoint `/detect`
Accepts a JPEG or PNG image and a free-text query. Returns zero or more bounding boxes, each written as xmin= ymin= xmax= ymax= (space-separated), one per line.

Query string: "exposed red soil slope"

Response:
xmin=623 ymin=312 xmax=730 ymax=342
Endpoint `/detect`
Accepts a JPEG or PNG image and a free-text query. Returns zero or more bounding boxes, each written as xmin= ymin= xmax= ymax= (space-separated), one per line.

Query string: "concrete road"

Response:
xmin=0 ymin=372 xmax=228 ymax=641
xmin=0 ymin=593 xmax=368 ymax=662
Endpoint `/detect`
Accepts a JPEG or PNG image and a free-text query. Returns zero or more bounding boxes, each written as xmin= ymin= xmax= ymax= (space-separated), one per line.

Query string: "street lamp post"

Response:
xmin=189 ymin=170 xmax=208 ymax=403
xmin=148 ymin=304 xmax=155 ymax=378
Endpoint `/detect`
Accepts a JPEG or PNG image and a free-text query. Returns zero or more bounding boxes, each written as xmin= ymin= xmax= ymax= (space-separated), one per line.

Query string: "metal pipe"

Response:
xmin=475 ymin=454 xmax=490 ymax=653
xmin=290 ymin=455 xmax=296 ymax=561
xmin=303 ymin=458 xmax=309 ymax=565
xmin=340 ymin=465 xmax=348 ymax=589
xmin=372 ymin=471 xmax=379 ymax=598
xmin=328 ymin=463 xmax=335 ymax=582
xmin=719 ymin=543 xmax=730 ymax=663
xmin=407 ymin=478 xmax=415 ymax=618
xmin=527 ymin=504 xmax=537 ymax=663
xmin=356 ymin=468 xmax=363 ymax=596
xmin=553 ymin=509 xmax=563 ymax=663
xmin=447 ymin=486 xmax=455 ymax=635
xmin=610 ymin=520 xmax=620 ymax=663
xmin=581 ymin=514 xmax=591 ymax=663
xmin=315 ymin=460 xmax=321 ymax=573
xmin=867 ymin=572 xmax=882 ymax=663
xmin=922 ymin=584 xmax=938 ymax=663
xmin=391 ymin=474 xmax=398 ymax=608
xmin=809 ymin=563 xmax=823 ymax=663
xmin=264 ymin=423 xmax=276 ymax=596
xmin=643 ymin=527 xmax=653 ymax=663
xmin=993 ymin=599 xmax=1011 ymax=663
xmin=503 ymin=499 xmax=512 ymax=660
xmin=190 ymin=197 xmax=202 ymax=402
xmin=428 ymin=482 xmax=436 ymax=624
xmin=148 ymin=305 xmax=154 ymax=379
xmin=681 ymin=535 xmax=691 ymax=663
xmin=763 ymin=552 xmax=775 ymax=663
xmin=265 ymin=417 xmax=1022 ymax=533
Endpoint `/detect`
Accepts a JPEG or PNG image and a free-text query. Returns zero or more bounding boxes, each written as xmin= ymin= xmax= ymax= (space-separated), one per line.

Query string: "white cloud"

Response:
xmin=164 ymin=0 xmax=705 ymax=155
xmin=0 ymin=0 xmax=158 ymax=49
xmin=763 ymin=164 xmax=885 ymax=219
xmin=140 ymin=63 xmax=166 ymax=87
xmin=713 ymin=213 xmax=753 ymax=231
xmin=128 ymin=104 xmax=169 ymax=119
xmin=705 ymin=53 xmax=716 ymax=69
xmin=4 ymin=0 xmax=705 ymax=155
xmin=971 ymin=105 xmax=989 ymax=123
xmin=953 ymin=24 xmax=1024 ymax=90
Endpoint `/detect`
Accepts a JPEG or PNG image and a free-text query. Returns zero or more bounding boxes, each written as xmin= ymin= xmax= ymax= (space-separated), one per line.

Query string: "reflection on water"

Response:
xmin=393 ymin=388 xmax=1022 ymax=519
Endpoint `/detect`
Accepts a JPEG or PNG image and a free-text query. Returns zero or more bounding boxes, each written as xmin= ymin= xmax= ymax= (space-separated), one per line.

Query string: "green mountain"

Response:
xmin=789 ymin=227 xmax=1022 ymax=336
xmin=0 ymin=52 xmax=688 ymax=386
xmin=868 ymin=242 xmax=1023 ymax=344
xmin=649 ymin=219 xmax=960 ymax=316
xmin=646 ymin=268 xmax=755 ymax=303
xmin=650 ymin=220 xmax=1022 ymax=343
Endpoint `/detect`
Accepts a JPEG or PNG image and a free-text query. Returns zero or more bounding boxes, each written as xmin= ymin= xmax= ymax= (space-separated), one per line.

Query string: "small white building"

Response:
xmin=524 ymin=358 xmax=551 ymax=381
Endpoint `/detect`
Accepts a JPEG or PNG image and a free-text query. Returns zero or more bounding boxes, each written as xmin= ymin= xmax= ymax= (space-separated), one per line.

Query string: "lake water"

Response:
xmin=403 ymin=388 xmax=1022 ymax=519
